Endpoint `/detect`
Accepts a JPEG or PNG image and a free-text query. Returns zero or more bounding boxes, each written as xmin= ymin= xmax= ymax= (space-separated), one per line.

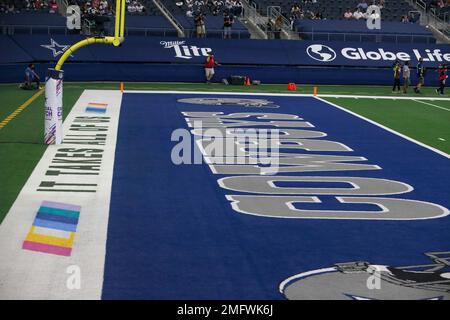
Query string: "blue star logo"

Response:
xmin=40 ymin=38 xmax=73 ymax=58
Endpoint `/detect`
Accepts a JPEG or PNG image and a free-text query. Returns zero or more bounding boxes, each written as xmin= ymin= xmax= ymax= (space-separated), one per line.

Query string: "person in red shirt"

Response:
xmin=204 ymin=52 xmax=219 ymax=84
xmin=436 ymin=63 xmax=447 ymax=95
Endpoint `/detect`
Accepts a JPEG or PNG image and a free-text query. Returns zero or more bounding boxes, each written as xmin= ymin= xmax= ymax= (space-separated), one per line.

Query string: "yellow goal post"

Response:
xmin=44 ymin=0 xmax=126 ymax=145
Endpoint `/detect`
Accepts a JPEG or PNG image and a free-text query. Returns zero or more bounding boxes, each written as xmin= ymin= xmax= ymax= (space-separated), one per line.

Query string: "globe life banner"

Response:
xmin=44 ymin=69 xmax=63 ymax=145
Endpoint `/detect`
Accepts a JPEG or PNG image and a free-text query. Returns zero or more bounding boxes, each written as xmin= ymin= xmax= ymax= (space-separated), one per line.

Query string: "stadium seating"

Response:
xmin=0 ymin=0 xmax=438 ymax=42
xmin=250 ymin=0 xmax=418 ymax=22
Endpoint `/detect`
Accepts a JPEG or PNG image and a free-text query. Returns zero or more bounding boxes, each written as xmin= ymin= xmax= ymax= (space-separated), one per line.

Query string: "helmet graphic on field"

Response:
xmin=306 ymin=44 xmax=337 ymax=62
xmin=280 ymin=250 xmax=450 ymax=300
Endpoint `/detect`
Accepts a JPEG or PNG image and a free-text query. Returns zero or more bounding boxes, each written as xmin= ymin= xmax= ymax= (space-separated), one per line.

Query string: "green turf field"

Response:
xmin=0 ymin=82 xmax=449 ymax=223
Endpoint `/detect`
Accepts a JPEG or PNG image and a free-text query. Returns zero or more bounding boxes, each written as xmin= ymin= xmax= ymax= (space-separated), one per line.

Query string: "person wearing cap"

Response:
xmin=20 ymin=63 xmax=41 ymax=90
xmin=436 ymin=63 xmax=448 ymax=96
xmin=414 ymin=58 xmax=426 ymax=93
xmin=204 ymin=52 xmax=219 ymax=84
xmin=392 ymin=61 xmax=401 ymax=93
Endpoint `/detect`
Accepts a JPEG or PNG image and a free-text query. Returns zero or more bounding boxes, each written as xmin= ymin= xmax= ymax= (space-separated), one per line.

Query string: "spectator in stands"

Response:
xmin=20 ymin=64 xmax=41 ymax=90
xmin=289 ymin=15 xmax=296 ymax=30
xmin=125 ymin=0 xmax=144 ymax=15
xmin=5 ymin=2 xmax=15 ymax=13
xmin=195 ymin=12 xmax=206 ymax=38
xmin=194 ymin=0 xmax=204 ymax=7
xmin=33 ymin=0 xmax=40 ymax=10
xmin=225 ymin=0 xmax=232 ymax=13
xmin=414 ymin=58 xmax=426 ymax=94
xmin=403 ymin=61 xmax=411 ymax=94
xmin=291 ymin=3 xmax=302 ymax=19
xmin=313 ymin=11 xmax=323 ymax=20
xmin=343 ymin=8 xmax=353 ymax=19
xmin=357 ymin=0 xmax=368 ymax=11
xmin=127 ymin=1 xmax=136 ymax=14
xmin=211 ymin=2 xmax=220 ymax=16
xmin=274 ymin=15 xmax=283 ymax=39
xmin=136 ymin=1 xmax=144 ymax=14
xmin=436 ymin=63 xmax=447 ymax=95
xmin=401 ymin=15 xmax=410 ymax=23
xmin=408 ymin=12 xmax=420 ymax=23
xmin=392 ymin=61 xmax=401 ymax=93
xmin=353 ymin=8 xmax=364 ymax=20
xmin=223 ymin=11 xmax=234 ymax=39
xmin=266 ymin=19 xmax=274 ymax=39
xmin=49 ymin=0 xmax=58 ymax=13
xmin=233 ymin=0 xmax=243 ymax=17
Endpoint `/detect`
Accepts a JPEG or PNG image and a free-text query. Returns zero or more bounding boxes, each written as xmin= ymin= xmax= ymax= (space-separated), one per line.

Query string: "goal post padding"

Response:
xmin=44 ymin=69 xmax=63 ymax=145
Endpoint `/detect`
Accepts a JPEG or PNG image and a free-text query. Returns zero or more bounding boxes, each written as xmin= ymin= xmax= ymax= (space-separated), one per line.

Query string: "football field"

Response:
xmin=0 ymin=83 xmax=449 ymax=299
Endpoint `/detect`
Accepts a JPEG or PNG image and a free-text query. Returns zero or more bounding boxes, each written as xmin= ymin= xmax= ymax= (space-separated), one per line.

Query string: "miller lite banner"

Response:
xmin=44 ymin=68 xmax=63 ymax=145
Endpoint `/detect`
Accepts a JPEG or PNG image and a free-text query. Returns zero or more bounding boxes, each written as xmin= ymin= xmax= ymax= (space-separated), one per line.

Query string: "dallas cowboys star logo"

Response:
xmin=40 ymin=39 xmax=73 ymax=58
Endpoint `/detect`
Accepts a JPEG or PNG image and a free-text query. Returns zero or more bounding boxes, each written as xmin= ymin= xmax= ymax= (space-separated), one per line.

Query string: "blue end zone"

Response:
xmin=102 ymin=93 xmax=450 ymax=299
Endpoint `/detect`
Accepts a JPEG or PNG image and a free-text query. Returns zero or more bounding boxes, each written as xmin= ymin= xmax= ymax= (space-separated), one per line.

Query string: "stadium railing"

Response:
xmin=0 ymin=24 xmax=251 ymax=39
xmin=1 ymin=25 xmax=69 ymax=35
xmin=298 ymin=31 xmax=436 ymax=44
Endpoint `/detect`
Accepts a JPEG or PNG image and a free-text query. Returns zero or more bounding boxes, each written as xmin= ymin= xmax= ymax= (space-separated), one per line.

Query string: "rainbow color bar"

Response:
xmin=86 ymin=102 xmax=108 ymax=113
xmin=22 ymin=201 xmax=81 ymax=256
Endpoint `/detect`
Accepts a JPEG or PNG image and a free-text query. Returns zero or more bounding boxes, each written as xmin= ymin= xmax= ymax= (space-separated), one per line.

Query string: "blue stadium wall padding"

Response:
xmin=1 ymin=62 xmax=443 ymax=86
xmin=0 ymin=35 xmax=34 ymax=63
xmin=0 ymin=13 xmax=66 ymax=26
xmin=1 ymin=35 xmax=449 ymax=85
xmin=2 ymin=35 xmax=449 ymax=67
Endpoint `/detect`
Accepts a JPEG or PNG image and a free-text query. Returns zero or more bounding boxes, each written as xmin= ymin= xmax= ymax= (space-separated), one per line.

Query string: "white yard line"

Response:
xmin=315 ymin=96 xmax=450 ymax=160
xmin=412 ymin=99 xmax=450 ymax=112
xmin=124 ymin=90 xmax=450 ymax=101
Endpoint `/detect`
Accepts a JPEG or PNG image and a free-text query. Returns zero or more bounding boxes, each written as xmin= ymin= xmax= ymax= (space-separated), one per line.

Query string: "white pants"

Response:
xmin=205 ymin=68 xmax=215 ymax=78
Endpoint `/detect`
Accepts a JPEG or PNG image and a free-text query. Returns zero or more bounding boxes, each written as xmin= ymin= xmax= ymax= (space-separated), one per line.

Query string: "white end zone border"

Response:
xmin=0 ymin=90 xmax=122 ymax=299
xmin=125 ymin=90 xmax=450 ymax=160
xmin=314 ymin=96 xmax=450 ymax=160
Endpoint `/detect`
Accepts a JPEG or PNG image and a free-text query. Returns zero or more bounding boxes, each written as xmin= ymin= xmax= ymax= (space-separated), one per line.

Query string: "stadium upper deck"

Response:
xmin=0 ymin=0 xmax=441 ymax=42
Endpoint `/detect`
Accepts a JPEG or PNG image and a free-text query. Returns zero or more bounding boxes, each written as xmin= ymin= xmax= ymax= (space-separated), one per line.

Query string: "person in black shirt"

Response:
xmin=223 ymin=12 xmax=234 ymax=39
xmin=414 ymin=58 xmax=426 ymax=93
xmin=392 ymin=61 xmax=401 ymax=93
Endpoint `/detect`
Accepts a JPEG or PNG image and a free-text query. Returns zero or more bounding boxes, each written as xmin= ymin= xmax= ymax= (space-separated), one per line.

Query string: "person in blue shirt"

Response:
xmin=21 ymin=64 xmax=41 ymax=90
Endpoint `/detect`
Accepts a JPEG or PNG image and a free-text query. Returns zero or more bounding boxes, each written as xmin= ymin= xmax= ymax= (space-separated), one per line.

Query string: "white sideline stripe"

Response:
xmin=0 ymin=89 xmax=122 ymax=299
xmin=412 ymin=99 xmax=450 ymax=112
xmin=124 ymin=90 xmax=450 ymax=101
xmin=124 ymin=90 xmax=450 ymax=160
xmin=32 ymin=226 xmax=72 ymax=239
xmin=315 ymin=97 xmax=450 ymax=160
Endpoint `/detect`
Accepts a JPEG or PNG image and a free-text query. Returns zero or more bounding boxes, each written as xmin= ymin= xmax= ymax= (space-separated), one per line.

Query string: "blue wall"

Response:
xmin=2 ymin=62 xmax=440 ymax=86
xmin=2 ymin=35 xmax=449 ymax=85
